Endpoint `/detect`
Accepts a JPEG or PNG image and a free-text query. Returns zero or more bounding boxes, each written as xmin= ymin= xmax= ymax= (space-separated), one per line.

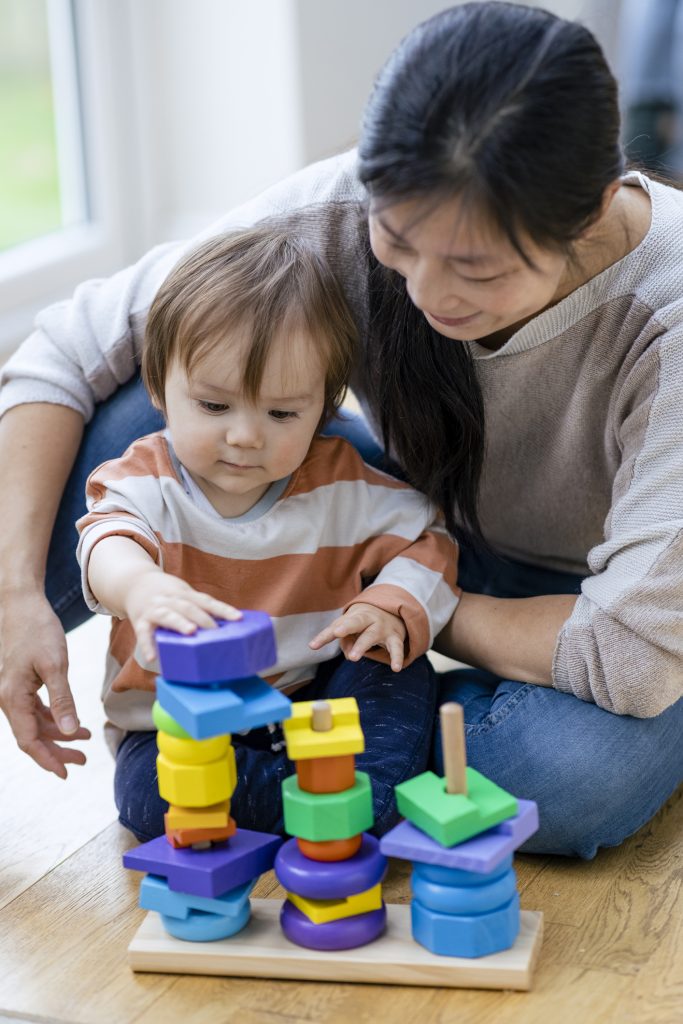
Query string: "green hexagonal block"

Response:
xmin=282 ymin=771 xmax=374 ymax=841
xmin=152 ymin=700 xmax=191 ymax=739
xmin=395 ymin=768 xmax=518 ymax=848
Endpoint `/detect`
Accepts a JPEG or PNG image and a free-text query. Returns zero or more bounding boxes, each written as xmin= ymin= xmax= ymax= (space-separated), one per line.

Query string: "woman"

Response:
xmin=0 ymin=2 xmax=680 ymax=856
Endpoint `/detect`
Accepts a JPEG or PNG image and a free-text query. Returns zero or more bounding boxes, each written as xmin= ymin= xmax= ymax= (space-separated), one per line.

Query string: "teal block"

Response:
xmin=395 ymin=768 xmax=518 ymax=847
xmin=411 ymin=865 xmax=517 ymax=915
xmin=156 ymin=674 xmax=292 ymax=739
xmin=160 ymin=899 xmax=251 ymax=942
xmin=139 ymin=873 xmax=254 ymax=920
xmin=411 ymin=893 xmax=520 ymax=958
xmin=282 ymin=772 xmax=374 ymax=841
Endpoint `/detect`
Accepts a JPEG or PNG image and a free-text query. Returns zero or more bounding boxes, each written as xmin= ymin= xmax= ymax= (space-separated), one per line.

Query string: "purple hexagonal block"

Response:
xmin=123 ymin=827 xmax=282 ymax=897
xmin=379 ymin=799 xmax=539 ymax=874
xmin=281 ymin=900 xmax=387 ymax=950
xmin=155 ymin=610 xmax=277 ymax=685
xmin=275 ymin=834 xmax=387 ymax=899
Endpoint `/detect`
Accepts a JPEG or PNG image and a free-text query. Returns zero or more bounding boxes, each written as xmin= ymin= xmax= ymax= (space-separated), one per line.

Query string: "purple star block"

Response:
xmin=123 ymin=828 xmax=282 ymax=897
xmin=379 ymin=799 xmax=539 ymax=874
xmin=275 ymin=834 xmax=387 ymax=899
xmin=156 ymin=610 xmax=277 ymax=684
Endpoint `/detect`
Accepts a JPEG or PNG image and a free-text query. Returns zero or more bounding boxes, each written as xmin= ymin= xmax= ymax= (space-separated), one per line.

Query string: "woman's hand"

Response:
xmin=309 ymin=601 xmax=407 ymax=672
xmin=124 ymin=571 xmax=242 ymax=664
xmin=0 ymin=585 xmax=91 ymax=778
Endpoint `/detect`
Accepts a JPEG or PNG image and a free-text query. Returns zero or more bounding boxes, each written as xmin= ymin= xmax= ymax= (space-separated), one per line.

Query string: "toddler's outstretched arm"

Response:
xmin=87 ymin=536 xmax=240 ymax=663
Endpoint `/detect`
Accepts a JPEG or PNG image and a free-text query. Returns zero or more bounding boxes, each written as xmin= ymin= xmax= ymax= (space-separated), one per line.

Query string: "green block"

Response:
xmin=282 ymin=771 xmax=374 ymax=841
xmin=152 ymin=700 xmax=191 ymax=739
xmin=395 ymin=768 xmax=518 ymax=847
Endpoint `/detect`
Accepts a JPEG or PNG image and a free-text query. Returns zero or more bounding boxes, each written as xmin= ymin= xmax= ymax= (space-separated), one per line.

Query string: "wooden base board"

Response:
xmin=128 ymin=900 xmax=544 ymax=991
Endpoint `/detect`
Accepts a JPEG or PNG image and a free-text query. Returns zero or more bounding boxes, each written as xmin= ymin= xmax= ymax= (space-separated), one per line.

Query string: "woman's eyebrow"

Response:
xmin=375 ymin=215 xmax=494 ymax=265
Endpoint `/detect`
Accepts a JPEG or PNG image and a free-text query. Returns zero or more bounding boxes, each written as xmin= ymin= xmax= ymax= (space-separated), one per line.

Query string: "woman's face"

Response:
xmin=368 ymin=193 xmax=571 ymax=344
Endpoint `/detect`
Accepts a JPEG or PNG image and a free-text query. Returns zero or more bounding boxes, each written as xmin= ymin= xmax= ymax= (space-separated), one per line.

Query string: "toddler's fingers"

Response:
xmin=386 ymin=634 xmax=405 ymax=672
xmin=309 ymin=623 xmax=343 ymax=649
xmin=192 ymin=592 xmax=242 ymax=622
xmin=348 ymin=624 xmax=382 ymax=661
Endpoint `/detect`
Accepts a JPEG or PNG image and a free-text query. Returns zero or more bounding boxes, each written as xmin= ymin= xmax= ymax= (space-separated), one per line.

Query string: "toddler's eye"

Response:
xmin=198 ymin=400 xmax=229 ymax=414
xmin=269 ymin=410 xmax=297 ymax=420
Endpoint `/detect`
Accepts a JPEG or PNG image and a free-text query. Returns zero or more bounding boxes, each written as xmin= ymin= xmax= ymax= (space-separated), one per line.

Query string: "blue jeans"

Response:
xmin=49 ymin=375 xmax=683 ymax=857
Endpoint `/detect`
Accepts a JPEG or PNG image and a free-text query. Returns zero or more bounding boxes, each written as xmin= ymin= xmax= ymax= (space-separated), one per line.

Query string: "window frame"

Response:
xmin=0 ymin=0 xmax=146 ymax=357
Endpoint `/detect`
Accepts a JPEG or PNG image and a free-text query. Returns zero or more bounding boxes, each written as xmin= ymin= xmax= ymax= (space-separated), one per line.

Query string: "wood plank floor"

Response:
xmin=1 ymin=617 xmax=681 ymax=1023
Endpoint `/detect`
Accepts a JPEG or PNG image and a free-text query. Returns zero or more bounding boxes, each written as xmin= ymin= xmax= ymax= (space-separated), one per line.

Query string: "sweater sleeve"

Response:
xmin=552 ymin=325 xmax=683 ymax=717
xmin=336 ymin=459 xmax=460 ymax=665
xmin=0 ymin=149 xmax=362 ymax=423
xmin=75 ymin=449 xmax=165 ymax=615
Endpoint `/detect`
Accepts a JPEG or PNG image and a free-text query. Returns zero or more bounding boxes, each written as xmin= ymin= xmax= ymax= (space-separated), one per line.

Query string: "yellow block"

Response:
xmin=283 ymin=697 xmax=365 ymax=761
xmin=165 ymin=800 xmax=231 ymax=830
xmin=287 ymin=883 xmax=382 ymax=924
xmin=157 ymin=731 xmax=231 ymax=765
xmin=157 ymin=746 xmax=237 ymax=807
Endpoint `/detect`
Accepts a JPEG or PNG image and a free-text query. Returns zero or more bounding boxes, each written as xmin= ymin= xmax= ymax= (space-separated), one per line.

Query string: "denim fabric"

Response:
xmin=115 ymin=653 xmax=437 ymax=842
xmin=48 ymin=382 xmax=682 ymax=857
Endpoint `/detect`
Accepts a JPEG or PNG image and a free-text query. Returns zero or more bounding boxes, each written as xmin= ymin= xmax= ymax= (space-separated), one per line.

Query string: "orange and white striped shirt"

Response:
xmin=76 ymin=432 xmax=459 ymax=746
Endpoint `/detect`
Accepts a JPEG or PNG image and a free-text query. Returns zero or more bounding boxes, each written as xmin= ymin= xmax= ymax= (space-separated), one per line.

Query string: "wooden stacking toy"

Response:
xmin=123 ymin=611 xmax=291 ymax=942
xmin=275 ymin=697 xmax=388 ymax=950
xmin=380 ymin=702 xmax=539 ymax=957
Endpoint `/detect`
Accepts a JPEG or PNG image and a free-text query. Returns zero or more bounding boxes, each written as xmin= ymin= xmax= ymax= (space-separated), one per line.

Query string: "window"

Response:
xmin=0 ymin=0 xmax=143 ymax=357
xmin=0 ymin=0 xmax=87 ymax=251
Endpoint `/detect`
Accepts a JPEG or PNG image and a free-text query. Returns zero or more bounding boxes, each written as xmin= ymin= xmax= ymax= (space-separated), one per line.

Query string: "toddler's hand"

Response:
xmin=124 ymin=572 xmax=241 ymax=664
xmin=309 ymin=602 xmax=407 ymax=672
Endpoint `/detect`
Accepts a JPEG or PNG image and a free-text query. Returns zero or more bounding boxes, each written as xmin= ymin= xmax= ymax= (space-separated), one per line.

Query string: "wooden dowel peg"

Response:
xmin=440 ymin=702 xmax=467 ymax=795
xmin=311 ymin=700 xmax=333 ymax=732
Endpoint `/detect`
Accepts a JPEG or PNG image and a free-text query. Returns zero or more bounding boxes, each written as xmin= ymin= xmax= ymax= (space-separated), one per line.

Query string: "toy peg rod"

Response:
xmin=311 ymin=700 xmax=333 ymax=732
xmin=440 ymin=701 xmax=467 ymax=795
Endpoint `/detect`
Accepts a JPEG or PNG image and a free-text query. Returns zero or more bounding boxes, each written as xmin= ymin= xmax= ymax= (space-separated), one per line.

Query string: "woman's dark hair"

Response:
xmin=358 ymin=1 xmax=624 ymax=542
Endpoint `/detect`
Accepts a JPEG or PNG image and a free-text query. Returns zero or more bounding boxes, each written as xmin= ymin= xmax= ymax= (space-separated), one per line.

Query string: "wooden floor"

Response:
xmin=1 ymin=618 xmax=681 ymax=1024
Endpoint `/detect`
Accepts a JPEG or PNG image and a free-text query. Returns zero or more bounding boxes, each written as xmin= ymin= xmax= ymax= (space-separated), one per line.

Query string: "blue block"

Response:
xmin=139 ymin=874 xmax=254 ymax=920
xmin=411 ymin=893 xmax=520 ymax=958
xmin=413 ymin=854 xmax=514 ymax=888
xmin=156 ymin=674 xmax=292 ymax=739
xmin=160 ymin=899 xmax=251 ymax=942
xmin=123 ymin=828 xmax=282 ymax=897
xmin=156 ymin=610 xmax=277 ymax=684
xmin=411 ymin=865 xmax=517 ymax=915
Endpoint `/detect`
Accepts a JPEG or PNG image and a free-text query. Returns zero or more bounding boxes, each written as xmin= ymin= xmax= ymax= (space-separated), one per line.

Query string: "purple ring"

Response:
xmin=281 ymin=900 xmax=386 ymax=950
xmin=275 ymin=834 xmax=387 ymax=899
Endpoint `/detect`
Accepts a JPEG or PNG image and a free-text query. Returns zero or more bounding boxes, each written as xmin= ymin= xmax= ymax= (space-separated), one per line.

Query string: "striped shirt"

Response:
xmin=76 ymin=431 xmax=459 ymax=746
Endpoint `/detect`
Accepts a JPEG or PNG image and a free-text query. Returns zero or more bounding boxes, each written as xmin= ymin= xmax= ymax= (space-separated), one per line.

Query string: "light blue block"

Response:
xmin=160 ymin=899 xmax=251 ymax=942
xmin=411 ymin=865 xmax=517 ymax=915
xmin=411 ymin=893 xmax=520 ymax=958
xmin=156 ymin=674 xmax=292 ymax=739
xmin=139 ymin=874 xmax=254 ymax=920
xmin=413 ymin=854 xmax=513 ymax=888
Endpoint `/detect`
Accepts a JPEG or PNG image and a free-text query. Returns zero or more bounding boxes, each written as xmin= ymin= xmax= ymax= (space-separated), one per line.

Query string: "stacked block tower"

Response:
xmin=274 ymin=697 xmax=388 ymax=950
xmin=123 ymin=611 xmax=292 ymax=942
xmin=380 ymin=702 xmax=539 ymax=958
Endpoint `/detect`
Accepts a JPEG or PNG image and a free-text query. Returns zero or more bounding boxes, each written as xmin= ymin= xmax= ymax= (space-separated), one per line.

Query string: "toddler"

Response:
xmin=76 ymin=227 xmax=459 ymax=840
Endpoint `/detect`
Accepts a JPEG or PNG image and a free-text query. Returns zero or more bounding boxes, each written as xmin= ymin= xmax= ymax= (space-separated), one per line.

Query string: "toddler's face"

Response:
xmin=163 ymin=324 xmax=326 ymax=517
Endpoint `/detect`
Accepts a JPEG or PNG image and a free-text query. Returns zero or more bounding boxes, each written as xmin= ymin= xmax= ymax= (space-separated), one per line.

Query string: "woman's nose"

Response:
xmin=407 ymin=260 xmax=464 ymax=315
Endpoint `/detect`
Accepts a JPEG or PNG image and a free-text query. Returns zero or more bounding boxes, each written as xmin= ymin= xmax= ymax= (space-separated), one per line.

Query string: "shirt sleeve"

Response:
xmin=552 ymin=325 xmax=683 ymax=718
xmin=0 ymin=149 xmax=362 ymax=423
xmin=75 ymin=459 xmax=163 ymax=615
xmin=340 ymin=461 xmax=460 ymax=665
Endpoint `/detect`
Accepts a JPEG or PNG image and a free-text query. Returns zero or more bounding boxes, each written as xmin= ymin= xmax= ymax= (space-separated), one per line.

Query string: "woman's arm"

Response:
xmin=0 ymin=402 xmax=91 ymax=778
xmin=435 ymin=591 xmax=578 ymax=685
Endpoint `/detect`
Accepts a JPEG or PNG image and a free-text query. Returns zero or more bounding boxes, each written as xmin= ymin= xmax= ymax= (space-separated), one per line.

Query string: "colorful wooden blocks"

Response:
xmin=124 ymin=611 xmax=290 ymax=943
xmin=277 ymin=698 xmax=387 ymax=951
xmin=380 ymin=702 xmax=537 ymax=959
xmin=156 ymin=610 xmax=277 ymax=683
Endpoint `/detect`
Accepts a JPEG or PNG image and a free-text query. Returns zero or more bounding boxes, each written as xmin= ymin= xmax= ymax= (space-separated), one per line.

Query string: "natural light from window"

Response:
xmin=0 ymin=0 xmax=86 ymax=253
